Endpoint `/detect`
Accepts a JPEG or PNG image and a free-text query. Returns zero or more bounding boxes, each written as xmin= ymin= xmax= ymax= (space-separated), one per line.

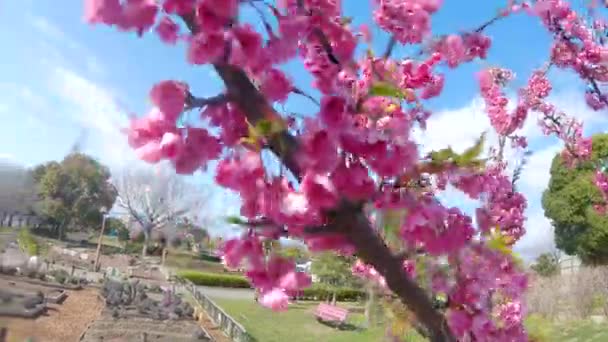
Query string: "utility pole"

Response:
xmin=93 ymin=207 xmax=108 ymax=272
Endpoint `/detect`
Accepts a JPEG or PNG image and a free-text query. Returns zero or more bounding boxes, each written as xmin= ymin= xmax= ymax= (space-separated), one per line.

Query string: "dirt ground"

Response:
xmin=2 ymin=288 xmax=103 ymax=342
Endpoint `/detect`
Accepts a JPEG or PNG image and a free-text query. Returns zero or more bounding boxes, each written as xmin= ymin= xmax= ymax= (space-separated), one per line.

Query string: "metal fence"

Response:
xmin=178 ymin=278 xmax=252 ymax=342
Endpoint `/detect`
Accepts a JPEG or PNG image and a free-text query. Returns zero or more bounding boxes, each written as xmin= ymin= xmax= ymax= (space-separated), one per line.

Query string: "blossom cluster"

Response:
xmin=84 ymin=0 xmax=608 ymax=340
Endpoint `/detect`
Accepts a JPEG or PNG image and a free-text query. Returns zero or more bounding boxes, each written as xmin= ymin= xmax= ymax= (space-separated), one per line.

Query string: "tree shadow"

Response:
xmin=315 ymin=319 xmax=363 ymax=332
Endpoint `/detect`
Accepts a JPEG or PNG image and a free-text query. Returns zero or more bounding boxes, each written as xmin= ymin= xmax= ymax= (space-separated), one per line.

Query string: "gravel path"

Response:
xmin=197 ymin=286 xmax=254 ymax=300
xmin=3 ymin=288 xmax=103 ymax=342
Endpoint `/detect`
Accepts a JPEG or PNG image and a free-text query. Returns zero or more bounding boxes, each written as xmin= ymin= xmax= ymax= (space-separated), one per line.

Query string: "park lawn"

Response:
xmin=551 ymin=320 xmax=608 ymax=341
xmin=214 ymin=298 xmax=397 ymax=342
xmin=166 ymin=251 xmax=226 ymax=273
xmin=87 ymin=235 xmax=122 ymax=248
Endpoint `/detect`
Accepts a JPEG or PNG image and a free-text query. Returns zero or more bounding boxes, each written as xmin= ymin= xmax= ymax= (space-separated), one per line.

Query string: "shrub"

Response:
xmin=117 ymin=227 xmax=131 ymax=242
xmin=177 ymin=270 xmax=250 ymax=288
xmin=50 ymin=269 xmax=69 ymax=284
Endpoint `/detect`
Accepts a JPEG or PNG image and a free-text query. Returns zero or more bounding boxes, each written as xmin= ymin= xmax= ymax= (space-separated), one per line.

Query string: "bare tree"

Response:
xmin=111 ymin=166 xmax=209 ymax=257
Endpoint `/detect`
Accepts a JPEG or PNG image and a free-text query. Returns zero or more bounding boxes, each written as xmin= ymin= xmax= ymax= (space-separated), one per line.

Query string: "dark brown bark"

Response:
xmin=333 ymin=204 xmax=454 ymax=342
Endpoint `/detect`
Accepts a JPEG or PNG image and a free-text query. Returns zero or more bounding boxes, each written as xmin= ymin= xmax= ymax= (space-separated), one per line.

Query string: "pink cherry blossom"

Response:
xmin=155 ymin=16 xmax=180 ymax=44
xmin=259 ymin=69 xmax=292 ymax=103
xmin=187 ymin=31 xmax=225 ymax=65
xmin=84 ymin=0 xmax=608 ymax=339
xmin=149 ymin=80 xmax=188 ymax=121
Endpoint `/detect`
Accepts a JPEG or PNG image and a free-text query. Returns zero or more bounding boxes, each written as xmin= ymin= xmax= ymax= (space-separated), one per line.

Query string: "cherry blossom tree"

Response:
xmin=84 ymin=0 xmax=608 ymax=340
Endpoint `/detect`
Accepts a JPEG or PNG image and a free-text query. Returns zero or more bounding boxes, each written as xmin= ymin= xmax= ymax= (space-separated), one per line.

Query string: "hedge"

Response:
xmin=177 ymin=270 xmax=251 ymax=288
xmin=177 ymin=271 xmax=366 ymax=301
xmin=299 ymin=285 xmax=365 ymax=302
xmin=198 ymin=251 xmax=222 ymax=263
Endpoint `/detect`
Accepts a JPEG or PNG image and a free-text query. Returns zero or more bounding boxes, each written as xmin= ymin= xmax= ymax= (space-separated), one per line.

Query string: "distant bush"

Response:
xmin=177 ymin=270 xmax=250 ymax=288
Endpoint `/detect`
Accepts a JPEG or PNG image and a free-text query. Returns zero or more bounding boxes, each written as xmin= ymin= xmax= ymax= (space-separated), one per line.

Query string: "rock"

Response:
xmin=0 ymin=290 xmax=13 ymax=303
xmin=192 ymin=327 xmax=210 ymax=340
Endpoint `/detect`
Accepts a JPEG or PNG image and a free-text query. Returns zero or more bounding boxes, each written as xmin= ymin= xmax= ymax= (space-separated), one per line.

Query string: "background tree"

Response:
xmin=32 ymin=153 xmax=116 ymax=239
xmin=311 ymin=252 xmax=359 ymax=288
xmin=278 ymin=245 xmax=310 ymax=264
xmin=542 ymin=134 xmax=608 ymax=264
xmin=112 ymin=166 xmax=207 ymax=257
xmin=530 ymin=252 xmax=561 ymax=277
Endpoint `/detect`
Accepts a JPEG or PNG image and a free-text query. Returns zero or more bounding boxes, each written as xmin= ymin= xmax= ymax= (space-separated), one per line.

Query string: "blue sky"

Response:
xmin=1 ymin=0 xmax=607 ymax=260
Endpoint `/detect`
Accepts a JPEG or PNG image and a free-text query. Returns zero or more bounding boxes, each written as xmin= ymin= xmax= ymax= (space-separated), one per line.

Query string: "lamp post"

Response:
xmin=93 ymin=206 xmax=108 ymax=272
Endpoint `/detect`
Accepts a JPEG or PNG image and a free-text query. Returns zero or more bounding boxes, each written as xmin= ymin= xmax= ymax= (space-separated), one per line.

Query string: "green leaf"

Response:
xmin=253 ymin=118 xmax=286 ymax=138
xmin=369 ymin=82 xmax=406 ymax=99
xmin=429 ymin=147 xmax=458 ymax=165
xmin=487 ymin=228 xmax=514 ymax=257
xmin=256 ymin=120 xmax=273 ymax=136
xmin=226 ymin=216 xmax=247 ymax=225
xmin=457 ymin=132 xmax=486 ymax=166
xmin=340 ymin=16 xmax=353 ymax=25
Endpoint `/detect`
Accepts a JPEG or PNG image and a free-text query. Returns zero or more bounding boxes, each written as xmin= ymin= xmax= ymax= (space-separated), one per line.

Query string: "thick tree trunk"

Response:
xmin=336 ymin=204 xmax=455 ymax=342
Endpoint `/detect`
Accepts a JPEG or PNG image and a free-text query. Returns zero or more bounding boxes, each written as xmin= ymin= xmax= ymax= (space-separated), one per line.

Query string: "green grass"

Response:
xmin=212 ymin=300 xmax=608 ymax=342
xmin=0 ymin=226 xmax=14 ymax=233
xmin=213 ymin=298 xmax=392 ymax=342
xmin=17 ymin=228 xmax=39 ymax=256
xmin=550 ymin=320 xmax=608 ymax=342
xmin=87 ymin=235 xmax=123 ymax=248
xmin=166 ymin=251 xmax=226 ymax=273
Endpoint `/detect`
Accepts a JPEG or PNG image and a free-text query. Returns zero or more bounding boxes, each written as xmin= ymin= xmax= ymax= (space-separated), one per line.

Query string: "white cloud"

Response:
xmin=28 ymin=14 xmax=105 ymax=76
xmin=417 ymin=86 xmax=608 ymax=262
xmin=518 ymin=144 xmax=561 ymax=193
xmin=513 ymin=212 xmax=556 ymax=262
xmin=0 ymin=153 xmax=16 ymax=161
xmin=47 ymin=66 xmax=137 ymax=167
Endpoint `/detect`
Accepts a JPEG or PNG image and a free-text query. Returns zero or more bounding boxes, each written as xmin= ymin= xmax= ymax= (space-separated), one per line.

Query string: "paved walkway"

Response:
xmin=197 ymin=285 xmax=254 ymax=300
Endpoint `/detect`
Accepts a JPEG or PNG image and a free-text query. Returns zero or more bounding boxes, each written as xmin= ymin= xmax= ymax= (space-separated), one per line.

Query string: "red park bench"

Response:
xmin=314 ymin=303 xmax=349 ymax=327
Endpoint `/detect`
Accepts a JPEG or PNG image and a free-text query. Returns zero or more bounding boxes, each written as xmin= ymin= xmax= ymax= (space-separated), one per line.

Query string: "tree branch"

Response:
xmin=185 ymin=93 xmax=229 ymax=111
xmin=332 ymin=201 xmax=455 ymax=342
xmin=291 ymin=87 xmax=320 ymax=106
xmin=383 ymin=36 xmax=396 ymax=59
xmin=179 ymin=13 xmax=454 ymax=341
